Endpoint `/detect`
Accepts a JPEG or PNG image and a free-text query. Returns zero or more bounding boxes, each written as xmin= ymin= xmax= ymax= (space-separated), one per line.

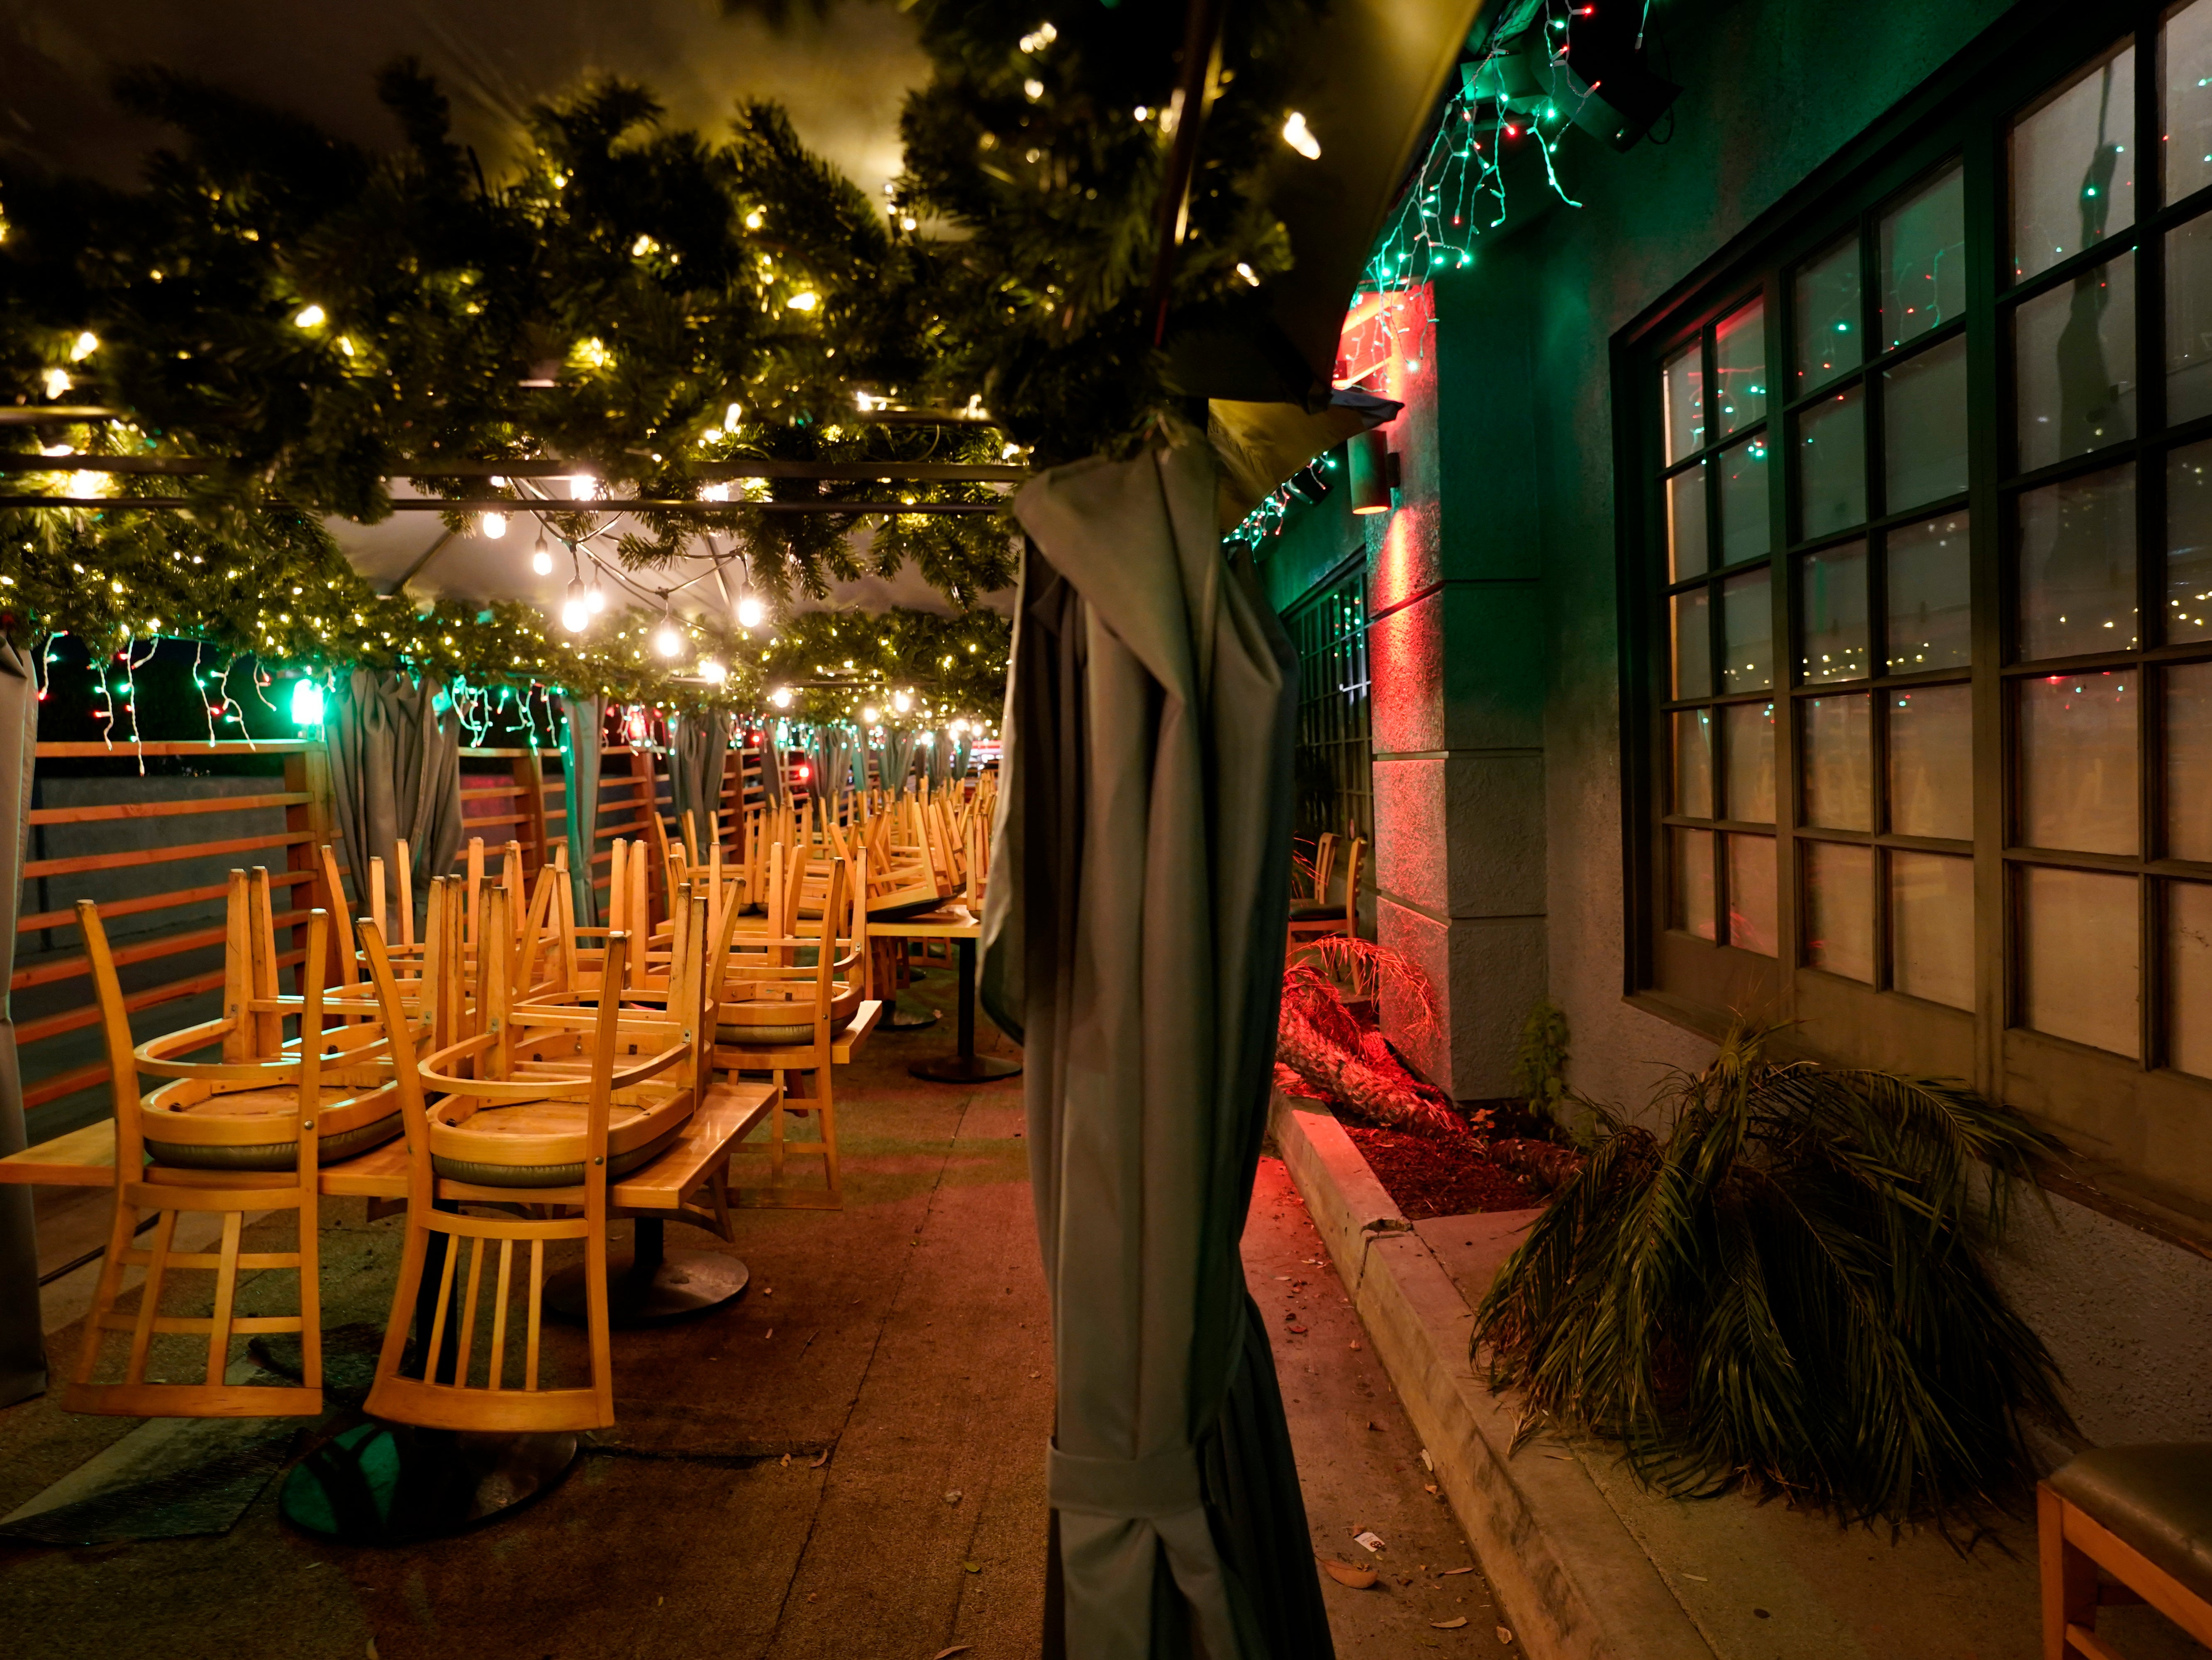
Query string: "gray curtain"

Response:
xmin=0 ymin=640 xmax=43 ymax=1405
xmin=879 ymin=729 xmax=920 ymax=794
xmin=980 ymin=440 xmax=1324 ymax=1658
xmin=806 ymin=723 xmax=854 ymax=801
xmin=325 ymin=669 xmax=462 ymax=930
xmin=923 ymin=730 xmax=948 ymax=789
xmin=757 ymin=723 xmax=785 ymax=808
xmin=669 ymin=710 xmax=734 ymax=852
xmin=559 ymin=693 xmax=604 ymax=928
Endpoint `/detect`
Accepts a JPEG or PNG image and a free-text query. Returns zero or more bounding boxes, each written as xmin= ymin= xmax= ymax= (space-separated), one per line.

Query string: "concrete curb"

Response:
xmin=1271 ymin=1094 xmax=1716 ymax=1660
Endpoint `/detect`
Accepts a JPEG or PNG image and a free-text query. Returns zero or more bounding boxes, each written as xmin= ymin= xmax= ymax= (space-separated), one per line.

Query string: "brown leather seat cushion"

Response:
xmin=2050 ymin=1444 xmax=2212 ymax=1600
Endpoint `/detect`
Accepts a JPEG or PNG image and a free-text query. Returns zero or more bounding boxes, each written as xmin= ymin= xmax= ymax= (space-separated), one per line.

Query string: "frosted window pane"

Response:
xmin=1663 ymin=343 xmax=1705 ymax=464
xmin=1674 ymin=588 xmax=1712 ymax=700
xmin=2020 ymin=671 xmax=2140 ymax=855
xmin=1668 ymin=464 xmax=1709 ymax=581
xmin=1891 ymin=852 xmax=1975 ymax=1008
xmin=2015 ymin=251 xmax=2138 ymax=471
xmin=1889 ymin=685 xmax=1974 ymax=840
xmin=2022 ymin=865 xmax=2140 ymax=1057
xmin=1804 ymin=840 xmax=1875 ymax=982
xmin=1799 ymin=541 xmax=1869 ymax=683
xmin=2164 ymin=0 xmax=2212 ymax=207
xmin=1718 ymin=437 xmax=1772 ymax=564
xmin=2171 ymin=441 xmax=2212 ymax=641
xmin=1727 ymin=834 xmax=1778 ymax=956
xmin=1794 ymin=236 xmax=1862 ymax=391
xmin=1797 ymin=387 xmax=1866 ymax=538
xmin=2168 ymin=212 xmax=2212 ymax=426
xmin=1803 ymin=693 xmax=1874 ymax=830
xmin=1881 ymin=164 xmax=1966 ymax=349
xmin=1674 ymin=709 xmax=1714 ymax=819
xmin=1713 ymin=298 xmax=1767 ymax=437
xmin=1672 ymin=828 xmax=1716 ymax=939
xmin=2012 ymin=45 xmax=2137 ymax=283
xmin=1722 ymin=569 xmax=1773 ymax=692
xmin=2171 ymin=881 xmax=2212 ymax=1079
xmin=2169 ymin=662 xmax=2212 ymax=862
xmin=1884 ymin=335 xmax=1969 ymax=512
xmin=1887 ymin=512 xmax=1974 ymax=672
xmin=2019 ymin=463 xmax=2138 ymax=659
xmin=1723 ymin=701 xmax=1775 ymax=823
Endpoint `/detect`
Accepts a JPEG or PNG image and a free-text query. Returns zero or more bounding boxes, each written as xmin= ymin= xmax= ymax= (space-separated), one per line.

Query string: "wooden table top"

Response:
xmin=0 ymin=1079 xmax=780 ymax=1211
xmin=865 ymin=905 xmax=981 ymax=940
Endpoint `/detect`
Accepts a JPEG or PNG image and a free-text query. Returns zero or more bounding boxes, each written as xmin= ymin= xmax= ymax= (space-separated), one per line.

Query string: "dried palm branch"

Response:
xmin=1275 ymin=935 xmax=1468 ymax=1138
xmin=1473 ymin=1019 xmax=2075 ymax=1526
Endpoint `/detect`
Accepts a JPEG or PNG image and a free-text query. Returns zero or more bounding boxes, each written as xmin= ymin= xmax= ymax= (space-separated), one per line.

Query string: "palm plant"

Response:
xmin=1473 ymin=1020 xmax=2075 ymax=1524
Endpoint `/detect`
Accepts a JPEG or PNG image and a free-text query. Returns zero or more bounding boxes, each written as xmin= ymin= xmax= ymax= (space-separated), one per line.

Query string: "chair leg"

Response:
xmin=2040 ymin=1484 xmax=2100 ymax=1660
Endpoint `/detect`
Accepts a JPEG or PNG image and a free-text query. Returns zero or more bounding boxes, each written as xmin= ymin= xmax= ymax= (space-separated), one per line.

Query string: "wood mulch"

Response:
xmin=1333 ymin=1114 xmax=1549 ymax=1221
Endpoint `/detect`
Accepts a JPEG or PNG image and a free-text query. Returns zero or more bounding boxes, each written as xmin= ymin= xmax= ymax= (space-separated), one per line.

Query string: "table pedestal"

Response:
xmin=910 ymin=937 xmax=1022 ymax=1084
xmin=279 ymin=1423 xmax=577 ymax=1544
xmin=545 ymin=1218 xmax=750 ymax=1328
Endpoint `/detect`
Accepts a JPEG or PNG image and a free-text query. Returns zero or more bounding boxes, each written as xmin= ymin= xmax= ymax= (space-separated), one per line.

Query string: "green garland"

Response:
xmin=756 ymin=605 xmax=1011 ymax=728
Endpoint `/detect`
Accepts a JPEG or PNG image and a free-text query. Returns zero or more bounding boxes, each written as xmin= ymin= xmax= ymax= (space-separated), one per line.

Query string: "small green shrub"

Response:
xmin=1474 ymin=1020 xmax=2074 ymax=1525
xmin=1510 ymin=999 xmax=1572 ymax=1134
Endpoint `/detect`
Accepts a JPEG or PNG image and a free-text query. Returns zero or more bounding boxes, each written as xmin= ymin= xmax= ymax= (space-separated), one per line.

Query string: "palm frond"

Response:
xmin=1472 ymin=1019 xmax=2075 ymax=1526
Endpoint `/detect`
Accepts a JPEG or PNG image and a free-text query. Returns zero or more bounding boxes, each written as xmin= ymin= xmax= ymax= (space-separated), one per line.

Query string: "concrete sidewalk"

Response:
xmin=1272 ymin=1096 xmax=2208 ymax=1660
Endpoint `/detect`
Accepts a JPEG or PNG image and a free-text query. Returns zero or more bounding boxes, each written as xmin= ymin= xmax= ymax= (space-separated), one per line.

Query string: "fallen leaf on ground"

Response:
xmin=1495 ymin=1627 xmax=1513 ymax=1644
xmin=1288 ymin=1325 xmax=1308 ymax=1334
xmin=1679 ymin=1572 xmax=1707 ymax=1582
xmin=1350 ymin=1340 xmax=1361 ymax=1350
xmin=765 ymin=1328 xmax=775 ymax=1340
xmin=1442 ymin=1566 xmax=1474 ymax=1576
xmin=1319 ymin=1558 xmax=1379 ymax=1589
xmin=1431 ymin=1616 xmax=1468 ymax=1629
xmin=811 ymin=1450 xmax=830 ymax=1469
xmin=1424 ymin=1484 xmax=1439 ymax=1496
xmin=1420 ymin=1448 xmax=1434 ymax=1471
xmin=944 ymin=1489 xmax=963 ymax=1504
xmin=780 ymin=1453 xmax=791 ymax=1467
xmin=934 ymin=1648 xmax=973 ymax=1658
xmin=962 ymin=1561 xmax=982 ymax=1575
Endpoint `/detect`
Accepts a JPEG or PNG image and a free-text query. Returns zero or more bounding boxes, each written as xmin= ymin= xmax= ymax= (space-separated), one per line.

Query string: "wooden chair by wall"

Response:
xmin=64 ymin=903 xmax=359 ymax=1417
xmin=1288 ymin=835 xmax=1364 ymax=947
xmin=356 ymin=920 xmax=657 ymax=1433
xmin=2040 ymin=1448 xmax=2212 ymax=1660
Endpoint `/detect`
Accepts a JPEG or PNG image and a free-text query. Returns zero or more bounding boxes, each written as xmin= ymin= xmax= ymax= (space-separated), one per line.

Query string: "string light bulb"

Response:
xmin=480 ymin=511 xmax=507 ymax=539
xmin=1281 ymin=111 xmax=1322 ymax=160
xmin=69 ymin=332 xmax=98 ymax=361
xmin=560 ymin=581 xmax=588 ymax=633
xmin=294 ymin=304 xmax=325 ymax=328
xmin=654 ymin=616 xmax=683 ymax=658
xmin=770 ymin=686 xmax=793 ymax=709
xmin=737 ymin=594 xmax=765 ymax=630
xmin=700 ymin=658 xmax=728 ymax=685
xmin=585 ymin=578 xmax=607 ymax=615
xmin=892 ymin=689 xmax=912 ymax=714
xmin=530 ymin=533 xmax=554 ymax=576
xmin=861 ymin=704 xmax=880 ymax=725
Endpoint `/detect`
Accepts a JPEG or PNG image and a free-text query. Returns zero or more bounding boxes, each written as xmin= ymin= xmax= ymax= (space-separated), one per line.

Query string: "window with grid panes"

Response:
xmin=1288 ymin=565 xmax=1373 ymax=849
xmin=1634 ymin=0 xmax=2212 ymax=1207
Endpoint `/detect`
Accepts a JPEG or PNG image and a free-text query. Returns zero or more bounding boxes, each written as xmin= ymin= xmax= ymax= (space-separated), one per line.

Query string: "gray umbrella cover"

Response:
xmin=982 ymin=438 xmax=1332 ymax=1659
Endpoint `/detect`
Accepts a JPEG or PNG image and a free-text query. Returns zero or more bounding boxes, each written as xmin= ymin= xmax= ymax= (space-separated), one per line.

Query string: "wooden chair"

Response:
xmin=2041 ymin=1447 xmax=2212 ymax=1659
xmin=356 ymin=920 xmax=670 ymax=1432
xmin=1289 ymin=834 xmax=1364 ymax=947
xmin=64 ymin=903 xmax=361 ymax=1417
xmin=708 ymin=857 xmax=877 ymax=1207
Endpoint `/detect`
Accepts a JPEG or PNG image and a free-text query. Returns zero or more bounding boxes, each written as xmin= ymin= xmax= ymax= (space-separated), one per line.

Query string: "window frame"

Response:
xmin=1617 ymin=0 xmax=2212 ymax=1223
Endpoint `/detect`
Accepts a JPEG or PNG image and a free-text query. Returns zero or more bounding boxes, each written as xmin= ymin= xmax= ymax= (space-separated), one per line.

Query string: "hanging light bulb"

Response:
xmin=480 ymin=510 xmax=508 ymax=539
xmin=530 ymin=532 xmax=554 ymax=576
xmin=700 ymin=658 xmax=729 ymax=685
xmin=568 ymin=473 xmax=597 ymax=501
xmin=654 ymin=616 xmax=683 ymax=658
xmin=892 ymin=689 xmax=912 ymax=714
xmin=951 ymin=718 xmax=969 ymax=735
xmin=861 ymin=704 xmax=880 ymax=725
xmin=585 ymin=578 xmax=607 ymax=614
xmin=560 ymin=581 xmax=588 ymax=633
xmin=770 ymin=686 xmax=793 ymax=709
xmin=737 ymin=594 xmax=765 ymax=629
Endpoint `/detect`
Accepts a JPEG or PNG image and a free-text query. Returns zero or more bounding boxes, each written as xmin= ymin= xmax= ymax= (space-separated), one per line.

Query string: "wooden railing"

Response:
xmin=15 ymin=732 xmax=775 ymax=1140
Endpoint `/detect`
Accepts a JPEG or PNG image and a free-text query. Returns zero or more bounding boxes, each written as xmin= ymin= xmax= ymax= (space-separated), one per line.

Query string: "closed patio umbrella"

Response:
xmin=981 ymin=436 xmax=1328 ymax=1658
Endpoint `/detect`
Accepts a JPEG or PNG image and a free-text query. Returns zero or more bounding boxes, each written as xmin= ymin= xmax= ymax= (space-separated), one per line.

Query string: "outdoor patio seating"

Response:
xmin=2040 ymin=1445 xmax=2212 ymax=1659
xmin=1289 ymin=834 xmax=1364 ymax=947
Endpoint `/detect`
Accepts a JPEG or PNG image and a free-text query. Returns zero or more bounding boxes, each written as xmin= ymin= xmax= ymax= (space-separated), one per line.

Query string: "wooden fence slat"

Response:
xmin=28 ymin=791 xmax=312 ymax=827
xmin=34 ymin=740 xmax=311 ymax=758
xmin=17 ymin=951 xmax=302 ymax=1047
xmin=23 ymin=1059 xmax=110 ymax=1112
xmin=17 ymin=868 xmax=315 ymax=934
xmin=12 ymin=909 xmax=310 ymax=992
xmin=24 ymin=828 xmax=312 ymax=881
